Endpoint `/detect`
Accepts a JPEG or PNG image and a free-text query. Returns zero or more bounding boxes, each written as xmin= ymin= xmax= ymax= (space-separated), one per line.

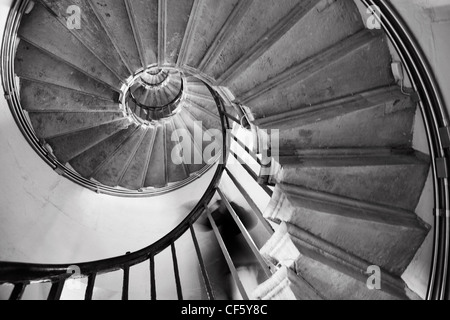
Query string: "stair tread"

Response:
xmin=15 ymin=42 xmax=119 ymax=101
xmin=20 ymin=79 xmax=121 ymax=113
xmin=205 ymin=0 xmax=307 ymax=79
xmin=184 ymin=101 xmax=221 ymax=131
xmin=19 ymin=3 xmax=122 ymax=89
xmin=253 ymin=266 xmax=325 ymax=300
xmin=120 ymin=127 xmax=157 ymax=189
xmin=93 ymin=127 xmax=147 ymax=187
xmin=264 ymin=184 xmax=429 ymax=275
xmin=144 ymin=125 xmax=167 ymax=188
xmin=173 ymin=111 xmax=206 ymax=174
xmin=241 ymin=30 xmax=393 ymax=119
xmin=255 ymin=86 xmax=411 ymax=129
xmin=183 ymin=0 xmax=239 ymax=68
xmin=276 ymin=95 xmax=416 ymax=150
xmin=163 ymin=0 xmax=195 ymax=65
xmin=90 ymin=0 xmax=142 ymax=72
xmin=165 ymin=120 xmax=190 ymax=183
xmin=48 ymin=118 xmax=131 ymax=164
xmin=70 ymin=124 xmax=138 ymax=178
xmin=28 ymin=111 xmax=125 ymax=139
xmin=228 ymin=0 xmax=363 ymax=96
xmin=261 ymin=222 xmax=416 ymax=300
xmin=125 ymin=0 xmax=158 ymax=66
xmin=40 ymin=0 xmax=130 ymax=79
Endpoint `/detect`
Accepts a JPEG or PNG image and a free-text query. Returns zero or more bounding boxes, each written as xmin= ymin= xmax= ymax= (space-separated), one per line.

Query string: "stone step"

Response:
xmin=274 ymin=91 xmax=416 ymax=150
xmin=125 ymin=0 xmax=158 ymax=66
xmin=20 ymin=79 xmax=121 ymax=113
xmin=253 ymin=266 xmax=324 ymax=300
xmin=276 ymin=150 xmax=430 ymax=211
xmin=181 ymin=0 xmax=240 ymax=69
xmin=162 ymin=0 xmax=195 ymax=66
xmin=203 ymin=0 xmax=311 ymax=80
xmin=165 ymin=119 xmax=191 ymax=183
xmin=70 ymin=124 xmax=138 ymax=178
xmin=15 ymin=42 xmax=119 ymax=101
xmin=173 ymin=111 xmax=207 ymax=174
xmin=261 ymin=222 xmax=421 ymax=300
xmin=240 ymin=30 xmax=393 ymax=119
xmin=27 ymin=111 xmax=124 ymax=139
xmin=47 ymin=118 xmax=131 ymax=164
xmin=40 ymin=0 xmax=130 ymax=79
xmin=89 ymin=0 xmax=142 ymax=72
xmin=227 ymin=0 xmax=363 ymax=96
xmin=264 ymin=184 xmax=430 ymax=276
xmin=92 ymin=127 xmax=147 ymax=187
xmin=120 ymin=127 xmax=157 ymax=189
xmin=144 ymin=125 xmax=168 ymax=188
xmin=19 ymin=2 xmax=122 ymax=89
xmin=254 ymin=86 xmax=410 ymax=130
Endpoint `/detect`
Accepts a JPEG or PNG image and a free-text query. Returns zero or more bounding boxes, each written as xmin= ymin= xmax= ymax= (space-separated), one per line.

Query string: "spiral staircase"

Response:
xmin=1 ymin=0 xmax=449 ymax=300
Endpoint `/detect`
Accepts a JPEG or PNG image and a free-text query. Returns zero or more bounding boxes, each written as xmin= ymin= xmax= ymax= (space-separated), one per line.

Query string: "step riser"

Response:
xmin=28 ymin=112 xmax=124 ymax=140
xmin=277 ymin=156 xmax=430 ymax=211
xmin=244 ymin=33 xmax=393 ymax=119
xmin=90 ymin=0 xmax=142 ymax=73
xmin=253 ymin=266 xmax=324 ymax=300
xmin=182 ymin=0 xmax=239 ymax=69
xmin=120 ymin=128 xmax=156 ymax=189
xmin=255 ymin=87 xmax=410 ymax=130
xmin=204 ymin=0 xmax=313 ymax=80
xmin=70 ymin=125 xmax=138 ymax=178
xmin=48 ymin=119 xmax=130 ymax=164
xmin=265 ymin=187 xmax=429 ymax=275
xmin=20 ymin=80 xmax=120 ymax=113
xmin=261 ymin=223 xmax=415 ymax=300
xmin=125 ymin=0 xmax=159 ymax=67
xmin=227 ymin=0 xmax=363 ymax=96
xmin=144 ymin=126 xmax=167 ymax=188
xmin=19 ymin=3 xmax=122 ymax=89
xmin=166 ymin=121 xmax=190 ymax=183
xmin=163 ymin=0 xmax=195 ymax=66
xmin=15 ymin=42 xmax=119 ymax=101
xmin=93 ymin=128 xmax=147 ymax=187
xmin=277 ymin=100 xmax=416 ymax=150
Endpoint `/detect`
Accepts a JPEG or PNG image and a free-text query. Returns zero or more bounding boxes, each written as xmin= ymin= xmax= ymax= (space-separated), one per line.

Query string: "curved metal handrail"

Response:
xmin=0 ymin=0 xmax=219 ymax=198
xmin=360 ymin=0 xmax=449 ymax=300
xmin=0 ymin=0 xmax=232 ymax=286
xmin=2 ymin=0 xmax=449 ymax=300
xmin=0 ymin=35 xmax=231 ymax=288
xmin=0 ymin=88 xmax=230 ymax=284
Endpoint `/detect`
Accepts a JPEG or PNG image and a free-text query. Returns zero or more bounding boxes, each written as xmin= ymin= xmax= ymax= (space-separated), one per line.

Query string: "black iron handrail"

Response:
xmin=0 ymin=63 xmax=231 ymax=292
xmin=360 ymin=0 xmax=450 ymax=300
xmin=0 ymin=0 xmax=216 ymax=198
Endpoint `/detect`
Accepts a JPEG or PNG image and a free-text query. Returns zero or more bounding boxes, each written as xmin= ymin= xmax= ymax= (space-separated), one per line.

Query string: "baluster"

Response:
xmin=171 ymin=243 xmax=183 ymax=300
xmin=190 ymin=225 xmax=215 ymax=300
xmin=206 ymin=207 xmax=249 ymax=300
xmin=225 ymin=168 xmax=274 ymax=235
xmin=85 ymin=274 xmax=96 ymax=300
xmin=230 ymin=149 xmax=273 ymax=197
xmin=48 ymin=279 xmax=66 ymax=300
xmin=149 ymin=255 xmax=156 ymax=300
xmin=217 ymin=189 xmax=272 ymax=280
xmin=9 ymin=283 xmax=26 ymax=300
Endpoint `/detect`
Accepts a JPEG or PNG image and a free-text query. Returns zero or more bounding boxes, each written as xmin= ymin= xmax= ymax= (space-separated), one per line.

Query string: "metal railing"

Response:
xmin=1 ymin=0 xmax=449 ymax=300
xmin=0 ymin=0 xmax=275 ymax=296
xmin=0 ymin=0 xmax=217 ymax=198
